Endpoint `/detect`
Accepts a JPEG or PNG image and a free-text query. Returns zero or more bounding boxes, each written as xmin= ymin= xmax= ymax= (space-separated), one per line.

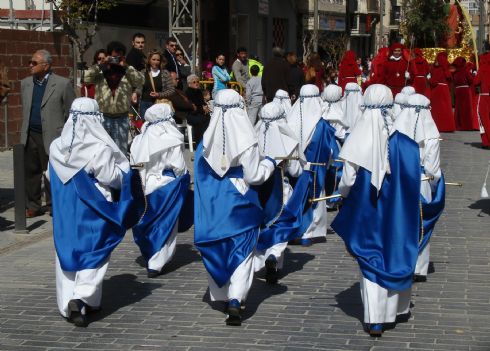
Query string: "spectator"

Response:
xmin=231 ymin=47 xmax=249 ymax=89
xmin=245 ymin=65 xmax=263 ymax=125
xmin=81 ymin=49 xmax=106 ymax=98
xmin=261 ymin=47 xmax=290 ymax=102
xmin=20 ymin=49 xmax=76 ymax=217
xmin=167 ymin=71 xmax=196 ymax=123
xmin=126 ymin=32 xmax=146 ymax=71
xmin=211 ymin=53 xmax=230 ymax=99
xmin=139 ymin=50 xmax=175 ymax=118
xmin=84 ymin=41 xmax=144 ymax=155
xmin=286 ymin=52 xmax=305 ymax=102
xmin=185 ymin=74 xmax=210 ymax=144
xmin=304 ymin=53 xmax=326 ymax=92
xmin=164 ymin=37 xmax=180 ymax=87
xmin=175 ymin=49 xmax=191 ymax=90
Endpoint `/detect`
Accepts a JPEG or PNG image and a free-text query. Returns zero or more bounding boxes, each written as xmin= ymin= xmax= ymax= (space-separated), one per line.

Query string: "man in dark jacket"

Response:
xmin=286 ymin=52 xmax=305 ymax=103
xmin=261 ymin=47 xmax=291 ymax=102
xmin=125 ymin=33 xmax=146 ymax=71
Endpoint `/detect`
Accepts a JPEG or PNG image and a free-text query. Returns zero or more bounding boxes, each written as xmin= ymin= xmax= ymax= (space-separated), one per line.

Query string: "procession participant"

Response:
xmin=342 ymin=82 xmax=363 ymax=131
xmin=273 ymin=89 xmax=292 ymax=116
xmin=394 ymin=94 xmax=445 ymax=282
xmin=322 ymin=84 xmax=348 ymax=140
xmin=473 ymin=52 xmax=490 ymax=148
xmin=286 ymin=84 xmax=335 ymax=246
xmin=254 ymin=102 xmax=303 ymax=283
xmin=193 ymin=89 xmax=276 ymax=326
xmin=401 ymin=86 xmax=416 ymax=96
xmin=331 ymin=84 xmax=420 ymax=337
xmin=366 ymin=47 xmax=389 ymax=88
xmin=130 ymin=103 xmax=190 ymax=278
xmin=452 ymin=57 xmax=476 ymax=131
xmin=379 ymin=43 xmax=408 ymax=96
xmin=393 ymin=92 xmax=409 ymax=120
xmin=49 ymin=97 xmax=143 ymax=327
xmin=338 ymin=50 xmax=361 ymax=92
xmin=408 ymin=48 xmax=430 ymax=97
xmin=429 ymin=52 xmax=455 ymax=132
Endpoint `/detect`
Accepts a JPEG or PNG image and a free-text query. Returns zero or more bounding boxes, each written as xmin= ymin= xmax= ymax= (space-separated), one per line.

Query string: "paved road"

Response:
xmin=0 ymin=131 xmax=489 ymax=350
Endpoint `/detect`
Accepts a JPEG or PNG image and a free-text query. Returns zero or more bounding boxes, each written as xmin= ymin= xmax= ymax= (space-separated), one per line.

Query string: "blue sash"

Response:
xmin=331 ymin=132 xmax=421 ymax=291
xmin=324 ymin=122 xmax=342 ymax=196
xmin=50 ymin=164 xmax=144 ymax=271
xmin=132 ymin=172 xmax=190 ymax=261
xmin=193 ymin=143 xmax=263 ymax=287
xmin=419 ymin=173 xmax=445 ymax=251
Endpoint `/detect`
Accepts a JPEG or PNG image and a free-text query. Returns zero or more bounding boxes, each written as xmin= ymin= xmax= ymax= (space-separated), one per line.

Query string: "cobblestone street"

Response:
xmin=0 ymin=131 xmax=489 ymax=351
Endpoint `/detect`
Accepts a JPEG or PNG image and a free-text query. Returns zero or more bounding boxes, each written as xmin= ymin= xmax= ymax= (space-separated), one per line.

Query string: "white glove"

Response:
xmin=472 ymin=70 xmax=477 ymax=76
xmin=404 ymin=71 xmax=410 ymax=79
xmin=426 ymin=73 xmax=431 ymax=80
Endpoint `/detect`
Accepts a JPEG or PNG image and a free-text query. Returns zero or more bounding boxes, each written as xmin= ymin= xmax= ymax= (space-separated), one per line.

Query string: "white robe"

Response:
xmin=53 ymin=146 xmax=125 ymax=317
xmin=208 ymin=144 xmax=275 ymax=302
xmin=339 ymin=161 xmax=412 ymax=324
xmin=134 ymin=144 xmax=188 ymax=272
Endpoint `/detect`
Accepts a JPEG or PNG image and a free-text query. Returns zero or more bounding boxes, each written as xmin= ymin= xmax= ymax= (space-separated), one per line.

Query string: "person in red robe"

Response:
xmin=364 ymin=47 xmax=389 ymax=91
xmin=473 ymin=52 xmax=490 ymax=148
xmin=408 ymin=48 xmax=430 ymax=97
xmin=466 ymin=58 xmax=480 ymax=130
xmin=380 ymin=43 xmax=409 ymax=96
xmin=429 ymin=52 xmax=455 ymax=132
xmin=338 ymin=50 xmax=361 ymax=92
xmin=452 ymin=57 xmax=475 ymax=131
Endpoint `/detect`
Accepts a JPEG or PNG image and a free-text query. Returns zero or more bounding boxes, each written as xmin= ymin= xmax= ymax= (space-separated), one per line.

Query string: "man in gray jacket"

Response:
xmin=20 ymin=49 xmax=76 ymax=217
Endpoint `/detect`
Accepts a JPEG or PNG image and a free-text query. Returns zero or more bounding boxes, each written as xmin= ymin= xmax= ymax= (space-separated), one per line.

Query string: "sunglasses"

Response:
xmin=169 ymin=44 xmax=177 ymax=47
xmin=97 ymin=56 xmax=105 ymax=61
xmin=176 ymin=53 xmax=183 ymax=56
xmin=29 ymin=60 xmax=45 ymax=66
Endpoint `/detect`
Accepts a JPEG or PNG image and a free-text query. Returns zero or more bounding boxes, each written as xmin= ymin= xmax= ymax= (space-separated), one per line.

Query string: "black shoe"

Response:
xmin=226 ymin=299 xmax=242 ymax=326
xmin=265 ymin=255 xmax=278 ymax=284
xmin=147 ymin=269 xmax=161 ymax=278
xmin=68 ymin=299 xmax=88 ymax=327
xmin=413 ymin=274 xmax=427 ymax=282
xmin=368 ymin=323 xmax=383 ymax=337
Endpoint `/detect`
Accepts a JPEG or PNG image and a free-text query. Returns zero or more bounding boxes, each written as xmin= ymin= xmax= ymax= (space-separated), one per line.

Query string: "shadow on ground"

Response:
xmin=90 ymin=273 xmax=161 ymax=322
xmin=333 ymin=282 xmax=363 ymax=323
xmin=468 ymin=199 xmax=490 ymax=216
xmin=0 ymin=188 xmax=14 ymax=213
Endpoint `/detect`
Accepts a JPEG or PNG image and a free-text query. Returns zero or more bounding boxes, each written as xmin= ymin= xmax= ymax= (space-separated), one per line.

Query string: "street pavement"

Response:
xmin=0 ymin=131 xmax=489 ymax=351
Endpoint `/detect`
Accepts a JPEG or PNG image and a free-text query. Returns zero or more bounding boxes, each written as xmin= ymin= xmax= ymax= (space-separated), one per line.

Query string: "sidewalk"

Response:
xmin=0 ymin=132 xmax=489 ymax=350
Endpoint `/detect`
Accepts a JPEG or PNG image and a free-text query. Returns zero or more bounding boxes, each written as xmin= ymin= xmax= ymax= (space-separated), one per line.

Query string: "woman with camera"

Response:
xmin=139 ymin=50 xmax=175 ymax=118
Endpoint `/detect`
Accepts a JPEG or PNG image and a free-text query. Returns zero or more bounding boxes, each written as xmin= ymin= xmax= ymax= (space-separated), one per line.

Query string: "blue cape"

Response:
xmin=193 ymin=143 xmax=263 ymax=287
xmin=419 ymin=174 xmax=445 ymax=251
xmin=132 ymin=172 xmax=190 ymax=261
xmin=331 ymin=132 xmax=421 ymax=291
xmin=50 ymin=164 xmax=145 ymax=271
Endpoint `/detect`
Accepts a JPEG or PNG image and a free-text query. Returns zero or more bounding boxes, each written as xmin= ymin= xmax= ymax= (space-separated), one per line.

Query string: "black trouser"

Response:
xmin=24 ymin=130 xmax=50 ymax=211
xmin=186 ymin=113 xmax=210 ymax=145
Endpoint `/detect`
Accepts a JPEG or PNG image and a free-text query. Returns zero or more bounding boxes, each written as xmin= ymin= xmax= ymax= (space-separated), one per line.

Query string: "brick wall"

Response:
xmin=0 ymin=29 xmax=74 ymax=147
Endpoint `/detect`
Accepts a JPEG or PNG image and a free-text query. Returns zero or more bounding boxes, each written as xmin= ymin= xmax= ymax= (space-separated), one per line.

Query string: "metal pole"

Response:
xmin=313 ymin=0 xmax=318 ymax=52
xmin=478 ymin=0 xmax=485 ymax=52
xmin=168 ymin=0 xmax=172 ymax=37
xmin=3 ymin=97 xmax=7 ymax=148
xmin=379 ymin=0 xmax=385 ymax=49
xmin=192 ymin=0 xmax=196 ymax=74
xmin=49 ymin=1 xmax=54 ymax=31
xmin=13 ymin=144 xmax=27 ymax=234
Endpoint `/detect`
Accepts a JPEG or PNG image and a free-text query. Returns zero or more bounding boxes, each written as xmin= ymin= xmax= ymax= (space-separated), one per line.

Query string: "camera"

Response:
xmin=108 ymin=56 xmax=121 ymax=64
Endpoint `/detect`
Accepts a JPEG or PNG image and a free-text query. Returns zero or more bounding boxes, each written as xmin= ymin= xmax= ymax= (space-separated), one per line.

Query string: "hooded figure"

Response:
xmin=331 ymin=84 xmax=421 ymax=336
xmin=286 ymin=84 xmax=336 ymax=245
xmin=273 ymin=89 xmax=292 ymax=116
xmin=408 ymin=48 xmax=430 ymax=97
xmin=474 ymin=52 xmax=490 ymax=147
xmin=429 ymin=52 xmax=455 ymax=132
xmin=393 ymin=92 xmax=409 ymax=119
xmin=49 ymin=97 xmax=143 ymax=327
xmin=394 ymin=94 xmax=445 ymax=282
xmin=381 ymin=43 xmax=408 ymax=96
xmin=322 ymin=84 xmax=348 ymax=140
xmin=342 ymin=82 xmax=364 ymax=131
xmin=130 ymin=103 xmax=191 ymax=278
xmin=193 ymin=89 xmax=276 ymax=326
xmin=338 ymin=50 xmax=361 ymax=92
xmin=452 ymin=57 xmax=476 ymax=131
xmin=254 ymin=102 xmax=303 ymax=283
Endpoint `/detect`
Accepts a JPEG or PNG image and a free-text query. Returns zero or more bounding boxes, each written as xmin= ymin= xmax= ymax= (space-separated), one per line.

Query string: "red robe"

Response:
xmin=453 ymin=63 xmax=475 ymax=131
xmin=382 ymin=57 xmax=408 ymax=96
xmin=429 ymin=65 xmax=455 ymax=132
xmin=338 ymin=61 xmax=361 ymax=92
xmin=473 ymin=59 xmax=490 ymax=147
xmin=409 ymin=56 xmax=430 ymax=97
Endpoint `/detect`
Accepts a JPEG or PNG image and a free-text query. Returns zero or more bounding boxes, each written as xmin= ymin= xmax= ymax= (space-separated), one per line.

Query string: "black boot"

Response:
xmin=226 ymin=299 xmax=242 ymax=326
xmin=265 ymin=254 xmax=279 ymax=284
xmin=68 ymin=299 xmax=88 ymax=327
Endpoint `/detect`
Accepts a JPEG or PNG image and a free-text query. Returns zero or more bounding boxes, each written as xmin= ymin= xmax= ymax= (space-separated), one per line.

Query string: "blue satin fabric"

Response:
xmin=257 ymin=173 xmax=311 ymax=251
xmin=193 ymin=143 xmax=263 ymax=287
xmin=132 ymin=172 xmax=190 ymax=262
xmin=50 ymin=164 xmax=145 ymax=271
xmin=419 ymin=174 xmax=445 ymax=251
xmin=331 ymin=132 xmax=421 ymax=291
xmin=324 ymin=123 xmax=342 ymax=196
xmin=254 ymin=168 xmax=284 ymax=227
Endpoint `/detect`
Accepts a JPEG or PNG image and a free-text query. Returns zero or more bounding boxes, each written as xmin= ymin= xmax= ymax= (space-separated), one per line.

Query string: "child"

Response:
xmin=245 ymin=65 xmax=263 ymax=125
